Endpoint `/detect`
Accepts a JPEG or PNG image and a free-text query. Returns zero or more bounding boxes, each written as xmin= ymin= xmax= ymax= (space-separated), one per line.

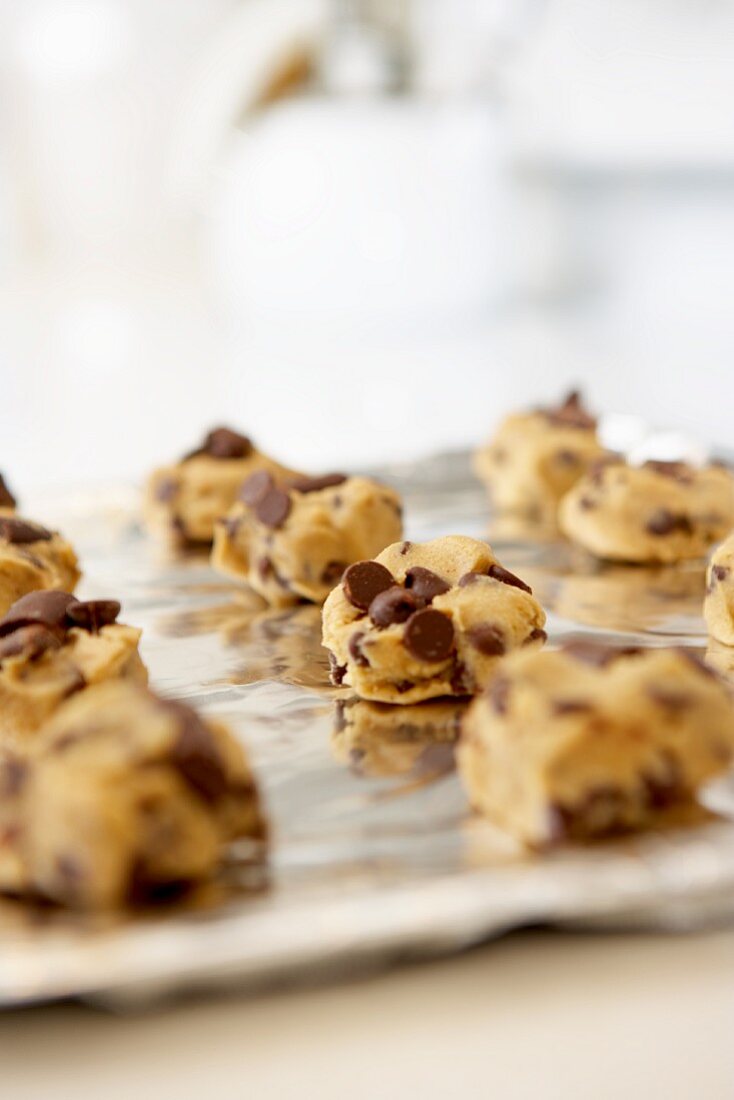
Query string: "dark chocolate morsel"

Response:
xmin=328 ymin=652 xmax=347 ymax=685
xmin=0 ymin=474 xmax=17 ymax=510
xmin=0 ymin=624 xmax=62 ymax=662
xmin=643 ymin=460 xmax=694 ymax=484
xmin=0 ymin=516 xmax=53 ymax=545
xmin=543 ymin=389 xmax=596 ymax=431
xmin=321 ymin=561 xmax=346 ymax=586
xmin=561 ymin=640 xmax=642 ymax=667
xmin=369 ymin=586 xmax=422 ymax=628
xmin=0 ymin=754 xmax=28 ymax=797
xmin=0 ymin=590 xmax=79 ymax=637
xmin=403 ymin=608 xmax=455 ymax=662
xmin=712 ymin=564 xmax=730 ymax=584
xmin=524 ymin=627 xmax=548 ymax=646
xmin=646 ymin=510 xmax=693 ymax=537
xmin=240 ymin=469 xmax=275 ymax=506
xmin=289 ymin=473 xmax=347 ymax=493
xmin=466 ymin=624 xmax=505 ymax=656
xmin=66 ymin=599 xmax=121 ymax=633
xmin=255 ymin=487 xmax=292 ymax=528
xmin=163 ymin=699 xmax=228 ymax=802
xmin=198 ymin=427 xmax=252 ymax=460
xmin=404 ymin=566 xmax=450 ymax=602
xmin=552 ymin=698 xmax=593 ymax=716
xmin=348 ymin=631 xmax=369 ymax=667
xmin=343 ymin=560 xmax=394 ymax=610
xmin=486 ymin=563 xmax=532 ymax=594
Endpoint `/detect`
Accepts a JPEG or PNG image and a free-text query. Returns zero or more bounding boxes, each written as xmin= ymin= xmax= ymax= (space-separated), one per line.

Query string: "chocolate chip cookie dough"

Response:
xmin=0 ymin=590 xmax=147 ymax=743
xmin=212 ymin=472 xmax=403 ymax=607
xmin=0 ymin=515 xmax=80 ymax=616
xmin=145 ymin=426 xmax=299 ymax=545
xmin=474 ymin=390 xmax=606 ymax=519
xmin=459 ymin=642 xmax=734 ymax=848
xmin=323 ymin=536 xmax=546 ymax=704
xmin=560 ymin=458 xmax=734 ymax=563
xmin=704 ymin=534 xmax=734 ymax=645
xmin=0 ymin=681 xmax=266 ymax=908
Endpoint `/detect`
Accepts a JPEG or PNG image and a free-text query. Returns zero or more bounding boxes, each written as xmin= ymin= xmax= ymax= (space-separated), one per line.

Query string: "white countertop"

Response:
xmin=3 ymin=927 xmax=734 ymax=1099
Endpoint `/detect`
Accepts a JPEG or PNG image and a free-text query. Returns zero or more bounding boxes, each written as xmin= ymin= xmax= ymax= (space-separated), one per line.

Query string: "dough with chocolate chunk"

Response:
xmin=0 ymin=681 xmax=266 ymax=908
xmin=459 ymin=643 xmax=734 ymax=848
xmin=704 ymin=534 xmax=734 ymax=645
xmin=332 ymin=696 xmax=464 ymax=778
xmin=0 ymin=591 xmax=147 ymax=744
xmin=213 ymin=473 xmax=403 ymax=607
xmin=474 ymin=391 xmax=606 ymax=519
xmin=145 ymin=426 xmax=299 ymax=545
xmin=322 ymin=536 xmax=546 ymax=704
xmin=0 ymin=515 xmax=80 ymax=616
xmin=560 ymin=458 xmax=734 ymax=563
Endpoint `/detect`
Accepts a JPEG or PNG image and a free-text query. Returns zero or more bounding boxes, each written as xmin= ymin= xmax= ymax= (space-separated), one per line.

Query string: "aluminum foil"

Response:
xmin=3 ymin=452 xmax=734 ymax=1009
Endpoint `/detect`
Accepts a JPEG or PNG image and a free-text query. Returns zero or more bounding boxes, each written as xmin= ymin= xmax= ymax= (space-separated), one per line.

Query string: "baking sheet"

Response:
xmin=3 ymin=451 xmax=734 ymax=1010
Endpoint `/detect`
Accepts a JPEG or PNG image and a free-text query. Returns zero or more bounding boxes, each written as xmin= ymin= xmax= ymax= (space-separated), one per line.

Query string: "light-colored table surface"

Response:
xmin=3 ymin=928 xmax=733 ymax=1100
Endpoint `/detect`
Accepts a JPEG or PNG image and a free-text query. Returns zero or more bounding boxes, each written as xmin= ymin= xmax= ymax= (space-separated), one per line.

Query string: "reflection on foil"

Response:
xmin=2 ymin=451 xmax=734 ymax=1009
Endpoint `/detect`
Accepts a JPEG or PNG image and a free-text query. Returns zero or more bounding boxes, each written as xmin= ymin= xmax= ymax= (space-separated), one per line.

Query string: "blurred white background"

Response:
xmin=0 ymin=0 xmax=732 ymax=493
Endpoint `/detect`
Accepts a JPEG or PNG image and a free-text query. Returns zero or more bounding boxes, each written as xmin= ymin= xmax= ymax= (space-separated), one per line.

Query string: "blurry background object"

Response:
xmin=0 ymin=0 xmax=732 ymax=488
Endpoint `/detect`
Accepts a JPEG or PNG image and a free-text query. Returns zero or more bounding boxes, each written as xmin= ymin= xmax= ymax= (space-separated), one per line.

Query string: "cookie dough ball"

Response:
xmin=3 ymin=681 xmax=266 ymax=909
xmin=474 ymin=390 xmax=606 ymax=519
xmin=704 ymin=534 xmax=734 ymax=645
xmin=459 ymin=642 xmax=734 ymax=848
xmin=145 ymin=426 xmax=299 ymax=546
xmin=0 ymin=515 xmax=80 ymax=616
xmin=323 ymin=536 xmax=546 ymax=705
xmin=560 ymin=458 xmax=734 ymax=563
xmin=0 ymin=590 xmax=147 ymax=744
xmin=213 ymin=472 xmax=403 ymax=608
xmin=332 ymin=697 xmax=464 ymax=779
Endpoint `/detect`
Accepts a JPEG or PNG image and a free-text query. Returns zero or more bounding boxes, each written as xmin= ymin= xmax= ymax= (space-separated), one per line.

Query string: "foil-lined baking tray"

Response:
xmin=3 ymin=452 xmax=734 ymax=1009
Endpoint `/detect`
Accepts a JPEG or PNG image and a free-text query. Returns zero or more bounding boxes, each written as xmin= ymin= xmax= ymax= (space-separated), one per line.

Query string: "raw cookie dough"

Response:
xmin=704 ymin=533 xmax=734 ymax=645
xmin=560 ymin=458 xmax=734 ymax=563
xmin=474 ymin=390 xmax=606 ymax=519
xmin=459 ymin=642 xmax=734 ymax=848
xmin=0 ymin=514 xmax=80 ymax=616
xmin=0 ymin=681 xmax=266 ymax=908
xmin=322 ymin=535 xmax=546 ymax=704
xmin=0 ymin=590 xmax=147 ymax=743
xmin=332 ymin=697 xmax=464 ymax=779
xmin=145 ymin=425 xmax=299 ymax=545
xmin=213 ymin=472 xmax=403 ymax=607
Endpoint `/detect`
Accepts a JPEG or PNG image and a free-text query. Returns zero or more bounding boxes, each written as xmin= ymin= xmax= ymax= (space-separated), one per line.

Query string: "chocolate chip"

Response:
xmin=348 ymin=631 xmax=369 ymax=667
xmin=553 ymin=698 xmax=593 ymax=715
xmin=643 ymin=460 xmax=694 ymax=484
xmin=489 ymin=674 xmax=510 ymax=714
xmin=525 ymin=627 xmax=548 ymax=646
xmin=561 ymin=641 xmax=642 ymax=667
xmin=555 ymin=450 xmax=579 ymax=466
xmin=543 ymin=389 xmax=596 ymax=430
xmin=321 ymin=561 xmax=346 ymax=586
xmin=155 ymin=478 xmax=178 ymax=503
xmin=195 ymin=427 xmax=252 ymax=460
xmin=0 ymin=624 xmax=62 ymax=662
xmin=0 ymin=474 xmax=17 ymax=510
xmin=240 ymin=469 xmax=275 ymax=506
xmin=451 ymin=660 xmax=469 ymax=695
xmin=255 ymin=487 xmax=291 ymax=528
xmin=164 ymin=700 xmax=228 ymax=802
xmin=0 ymin=590 xmax=78 ymax=637
xmin=399 ymin=541 xmax=412 ymax=556
xmin=0 ymin=755 xmax=28 ymax=797
xmin=467 ymin=624 xmax=505 ymax=656
xmin=579 ymin=496 xmax=597 ymax=511
xmin=712 ymin=564 xmax=729 ymax=584
xmin=646 ymin=510 xmax=693 ymax=537
xmin=0 ymin=516 xmax=53 ymax=544
xmin=66 ymin=599 xmax=121 ymax=633
xmin=647 ymin=686 xmax=693 ymax=712
xmin=403 ymin=608 xmax=455 ymax=663
xmin=369 ymin=586 xmax=422 ymax=627
xmin=288 ymin=473 xmax=347 ymax=493
xmin=343 ymin=560 xmax=394 ymax=611
xmin=328 ymin=652 xmax=347 ymax=685
xmin=487 ymin=563 xmax=532 ymax=594
xmin=404 ymin=566 xmax=450 ymax=602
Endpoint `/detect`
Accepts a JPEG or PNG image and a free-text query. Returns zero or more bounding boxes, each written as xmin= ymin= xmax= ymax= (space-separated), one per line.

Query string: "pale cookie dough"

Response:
xmin=459 ymin=642 xmax=734 ymax=848
xmin=704 ymin=534 xmax=734 ymax=645
xmin=332 ymin=697 xmax=464 ymax=779
xmin=0 ymin=590 xmax=147 ymax=744
xmin=560 ymin=458 xmax=734 ymax=563
xmin=213 ymin=472 xmax=403 ymax=607
xmin=474 ymin=390 xmax=606 ymax=519
xmin=0 ymin=681 xmax=266 ymax=908
xmin=0 ymin=514 xmax=80 ymax=616
xmin=322 ymin=535 xmax=546 ymax=705
xmin=145 ymin=425 xmax=299 ymax=545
